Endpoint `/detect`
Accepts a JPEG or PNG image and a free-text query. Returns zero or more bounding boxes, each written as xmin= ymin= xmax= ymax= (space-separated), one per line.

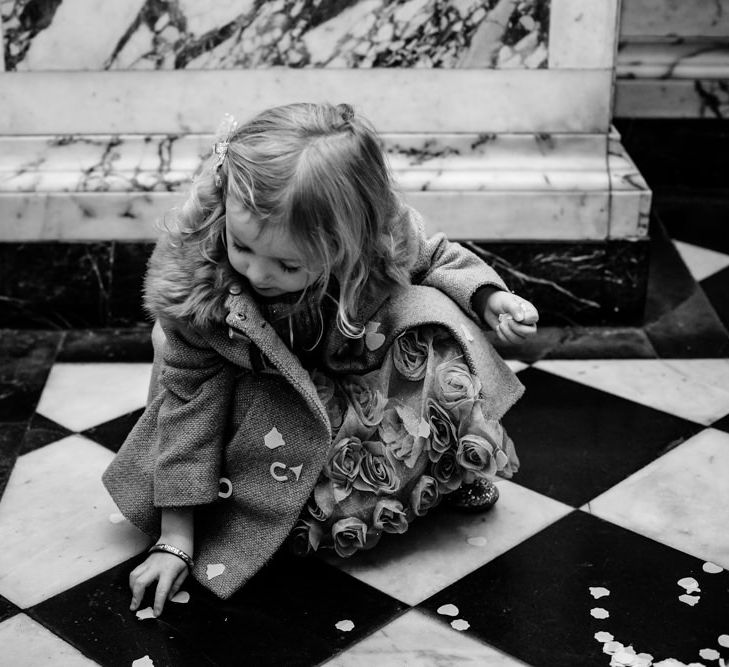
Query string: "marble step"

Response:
xmin=0 ymin=129 xmax=650 ymax=243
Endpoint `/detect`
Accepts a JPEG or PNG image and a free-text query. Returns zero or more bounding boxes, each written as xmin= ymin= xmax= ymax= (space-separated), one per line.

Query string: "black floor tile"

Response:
xmin=501 ymin=368 xmax=704 ymax=507
xmin=0 ymin=422 xmax=27 ymax=501
xmin=701 ymin=266 xmax=729 ymax=331
xmin=31 ymin=551 xmax=406 ymax=667
xmin=422 ymin=511 xmax=729 ymax=667
xmin=57 ymin=328 xmax=153 ymax=362
xmin=82 ymin=408 xmax=144 ymax=453
xmin=21 ymin=414 xmax=73 ymax=455
xmin=0 ymin=331 xmax=62 ymax=422
xmin=655 ymin=195 xmax=729 ymax=255
xmin=711 ymin=413 xmax=729 ymax=435
xmin=0 ymin=593 xmax=20 ymax=624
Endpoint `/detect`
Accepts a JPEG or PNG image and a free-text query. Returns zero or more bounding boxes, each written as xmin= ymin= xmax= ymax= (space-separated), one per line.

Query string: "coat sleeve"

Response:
xmin=405 ymin=207 xmax=508 ymax=322
xmin=152 ymin=319 xmax=237 ymax=508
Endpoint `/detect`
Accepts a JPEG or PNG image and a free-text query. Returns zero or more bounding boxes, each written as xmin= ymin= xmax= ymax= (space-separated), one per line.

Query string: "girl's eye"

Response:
xmin=280 ymin=263 xmax=301 ymax=274
xmin=233 ymin=242 xmax=249 ymax=253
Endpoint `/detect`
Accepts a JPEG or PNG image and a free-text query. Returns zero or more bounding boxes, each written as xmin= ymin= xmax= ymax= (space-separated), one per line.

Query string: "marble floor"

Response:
xmin=1 ymin=224 xmax=728 ymax=667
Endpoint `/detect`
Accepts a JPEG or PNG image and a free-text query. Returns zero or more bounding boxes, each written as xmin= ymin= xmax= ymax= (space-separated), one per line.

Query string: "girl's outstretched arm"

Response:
xmin=129 ymin=507 xmax=194 ymax=617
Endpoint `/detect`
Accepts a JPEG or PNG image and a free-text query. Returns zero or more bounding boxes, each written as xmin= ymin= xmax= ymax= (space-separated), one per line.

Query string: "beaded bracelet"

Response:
xmin=148 ymin=543 xmax=194 ymax=570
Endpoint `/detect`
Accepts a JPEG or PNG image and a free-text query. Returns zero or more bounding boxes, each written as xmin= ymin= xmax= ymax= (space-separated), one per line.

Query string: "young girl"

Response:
xmin=103 ymin=102 xmax=538 ymax=617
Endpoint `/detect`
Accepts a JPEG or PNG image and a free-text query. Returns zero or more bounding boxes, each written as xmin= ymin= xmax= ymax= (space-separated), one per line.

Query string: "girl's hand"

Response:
xmin=479 ymin=288 xmax=539 ymax=344
xmin=129 ymin=551 xmax=189 ymax=617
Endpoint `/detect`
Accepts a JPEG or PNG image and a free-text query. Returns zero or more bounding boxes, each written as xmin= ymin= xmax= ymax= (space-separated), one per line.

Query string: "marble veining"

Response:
xmin=617 ymin=42 xmax=729 ymax=80
xmin=615 ymin=78 xmax=729 ymax=119
xmin=2 ymin=0 xmax=549 ymax=71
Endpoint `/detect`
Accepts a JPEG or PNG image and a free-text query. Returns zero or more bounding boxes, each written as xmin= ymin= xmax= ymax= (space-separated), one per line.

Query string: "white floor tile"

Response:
xmin=587 ymin=428 xmax=729 ymax=569
xmin=35 ymin=363 xmax=152 ymax=432
xmin=534 ymin=359 xmax=729 ymax=425
xmin=505 ymin=360 xmax=529 ymax=373
xmin=673 ymin=240 xmax=729 ymax=283
xmin=0 ymin=614 xmax=99 ymax=666
xmin=324 ymin=609 xmax=530 ymax=666
xmin=0 ymin=436 xmax=149 ymax=608
xmin=324 ymin=480 xmax=571 ymax=605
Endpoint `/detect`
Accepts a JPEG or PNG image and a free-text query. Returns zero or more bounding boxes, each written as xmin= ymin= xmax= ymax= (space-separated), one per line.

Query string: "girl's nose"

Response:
xmin=245 ymin=258 xmax=271 ymax=285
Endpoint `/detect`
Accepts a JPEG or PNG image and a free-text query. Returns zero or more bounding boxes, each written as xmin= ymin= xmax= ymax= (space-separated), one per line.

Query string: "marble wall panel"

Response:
xmin=2 ymin=0 xmax=550 ymax=71
xmin=615 ymin=79 xmax=729 ymax=119
xmin=620 ymin=0 xmax=729 ymax=39
xmin=0 ymin=69 xmax=613 ymax=134
xmin=617 ymin=43 xmax=729 ymax=80
xmin=0 ymin=239 xmax=649 ymax=328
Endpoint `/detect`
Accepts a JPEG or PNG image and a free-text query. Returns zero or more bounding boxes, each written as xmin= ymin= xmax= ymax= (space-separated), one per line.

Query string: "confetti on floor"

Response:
xmin=603 ymin=640 xmax=625 ymax=655
xmin=590 ymin=586 xmax=610 ymax=599
xmin=466 ymin=536 xmax=488 ymax=547
xmin=335 ymin=620 xmax=355 ymax=632
xmin=591 ymin=607 xmax=610 ymax=619
xmin=132 ymin=656 xmax=154 ymax=667
xmin=437 ymin=604 xmax=459 ymax=617
xmin=170 ymin=591 xmax=190 ymax=604
xmin=135 ymin=607 xmax=156 ymax=620
xmin=702 ymin=562 xmax=724 ymax=574
xmin=595 ymin=631 xmax=615 ymax=643
xmin=451 ymin=619 xmax=470 ymax=631
xmin=678 ymin=577 xmax=701 ymax=593
xmin=206 ymin=563 xmax=225 ymax=580
xmin=678 ymin=594 xmax=700 ymax=607
xmin=719 ymin=635 xmax=729 ymax=648
xmin=109 ymin=512 xmax=125 ymax=524
xmin=699 ymin=648 xmax=720 ymax=660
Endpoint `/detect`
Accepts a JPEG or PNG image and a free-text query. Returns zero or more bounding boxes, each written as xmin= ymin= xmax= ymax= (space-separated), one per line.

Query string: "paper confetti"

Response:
xmin=109 ymin=512 xmax=125 ymax=524
xmin=264 ymin=427 xmax=285 ymax=449
xmin=590 ymin=586 xmax=610 ymax=599
xmin=270 ymin=462 xmax=288 ymax=481
xmin=591 ymin=608 xmax=610 ymax=619
xmin=699 ymin=648 xmax=720 ymax=661
xmin=135 ymin=607 xmax=156 ymax=620
xmin=218 ymin=477 xmax=233 ymax=499
xmin=466 ymin=536 xmax=488 ymax=547
xmin=451 ymin=619 xmax=470 ymax=631
xmin=460 ymin=324 xmax=474 ymax=342
xmin=335 ymin=619 xmax=355 ymax=632
xmin=437 ymin=604 xmax=459 ymax=617
xmin=206 ymin=563 xmax=225 ymax=580
xmin=678 ymin=594 xmax=700 ymax=606
xmin=289 ymin=464 xmax=303 ymax=481
xmin=364 ymin=321 xmax=386 ymax=350
xmin=719 ymin=635 xmax=729 ymax=648
xmin=171 ymin=591 xmax=190 ymax=604
xmin=595 ymin=631 xmax=615 ymax=643
xmin=132 ymin=657 xmax=154 ymax=667
xmin=603 ymin=641 xmax=624 ymax=655
xmin=702 ymin=562 xmax=724 ymax=574
xmin=677 ymin=577 xmax=700 ymax=593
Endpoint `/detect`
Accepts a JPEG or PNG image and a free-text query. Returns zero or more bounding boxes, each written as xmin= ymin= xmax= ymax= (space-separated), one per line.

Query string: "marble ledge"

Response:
xmin=614 ymin=79 xmax=729 ymax=119
xmin=617 ymin=42 xmax=729 ymax=80
xmin=0 ymin=69 xmax=614 ymax=134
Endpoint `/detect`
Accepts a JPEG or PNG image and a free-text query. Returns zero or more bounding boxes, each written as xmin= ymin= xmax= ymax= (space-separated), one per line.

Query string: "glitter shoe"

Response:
xmin=445 ymin=478 xmax=500 ymax=512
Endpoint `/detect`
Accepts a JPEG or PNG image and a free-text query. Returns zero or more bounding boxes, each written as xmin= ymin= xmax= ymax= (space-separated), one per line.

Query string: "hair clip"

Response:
xmin=213 ymin=112 xmax=238 ymax=187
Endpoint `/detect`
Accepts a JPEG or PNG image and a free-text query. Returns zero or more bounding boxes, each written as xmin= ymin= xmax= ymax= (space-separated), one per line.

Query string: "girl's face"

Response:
xmin=225 ymin=196 xmax=319 ymax=297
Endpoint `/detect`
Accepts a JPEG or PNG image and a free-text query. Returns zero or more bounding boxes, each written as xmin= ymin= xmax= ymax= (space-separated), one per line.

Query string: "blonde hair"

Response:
xmin=169 ymin=102 xmax=414 ymax=335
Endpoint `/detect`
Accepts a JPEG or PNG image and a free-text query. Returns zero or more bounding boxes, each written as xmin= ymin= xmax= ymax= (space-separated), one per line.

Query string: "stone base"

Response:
xmin=0 ymin=238 xmax=649 ymax=329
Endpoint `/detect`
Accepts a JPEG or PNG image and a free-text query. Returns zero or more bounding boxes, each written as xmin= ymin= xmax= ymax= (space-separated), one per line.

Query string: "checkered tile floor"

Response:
xmin=1 ymin=238 xmax=728 ymax=667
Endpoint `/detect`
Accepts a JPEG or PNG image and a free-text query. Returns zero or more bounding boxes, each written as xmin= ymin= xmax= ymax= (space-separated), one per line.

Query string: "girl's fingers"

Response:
xmin=153 ymin=574 xmax=175 ymax=617
xmin=497 ymin=321 xmax=523 ymax=344
xmin=168 ymin=569 xmax=189 ymax=601
xmin=130 ymin=570 xmax=153 ymax=611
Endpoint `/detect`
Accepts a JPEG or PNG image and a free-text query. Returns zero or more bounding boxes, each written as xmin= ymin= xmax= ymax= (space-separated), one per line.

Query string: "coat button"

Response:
xmin=229 ymin=283 xmax=242 ymax=295
xmin=228 ymin=327 xmax=250 ymax=342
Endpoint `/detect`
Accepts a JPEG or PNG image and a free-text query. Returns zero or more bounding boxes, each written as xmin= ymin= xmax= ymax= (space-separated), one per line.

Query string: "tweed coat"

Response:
xmin=102 ymin=206 xmax=525 ymax=599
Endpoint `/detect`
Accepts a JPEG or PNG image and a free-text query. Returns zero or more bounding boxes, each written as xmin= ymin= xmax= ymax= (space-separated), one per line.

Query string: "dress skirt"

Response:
xmin=288 ymin=324 xmax=520 ymax=558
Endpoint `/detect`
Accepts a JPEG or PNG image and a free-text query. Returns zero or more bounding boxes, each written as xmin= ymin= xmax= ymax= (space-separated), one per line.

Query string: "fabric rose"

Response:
xmin=457 ymin=402 xmax=519 ymax=479
xmin=424 ymin=398 xmax=457 ymax=462
xmin=409 ymin=475 xmax=440 ymax=517
xmin=331 ymin=517 xmax=381 ymax=557
xmin=353 ymin=440 xmax=403 ymax=496
xmin=432 ymin=359 xmax=482 ymax=415
xmin=309 ymin=481 xmax=336 ymax=522
xmin=495 ymin=428 xmax=520 ymax=478
xmin=342 ymin=375 xmax=387 ymax=428
xmin=372 ymin=498 xmax=409 ymax=534
xmin=289 ymin=518 xmax=324 ymax=556
xmin=378 ymin=406 xmax=425 ymax=469
xmin=456 ymin=433 xmax=498 ymax=479
xmin=430 ymin=449 xmax=464 ymax=493
xmin=311 ymin=370 xmax=346 ymax=432
xmin=324 ymin=437 xmax=364 ymax=502
xmin=393 ymin=329 xmax=429 ymax=381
